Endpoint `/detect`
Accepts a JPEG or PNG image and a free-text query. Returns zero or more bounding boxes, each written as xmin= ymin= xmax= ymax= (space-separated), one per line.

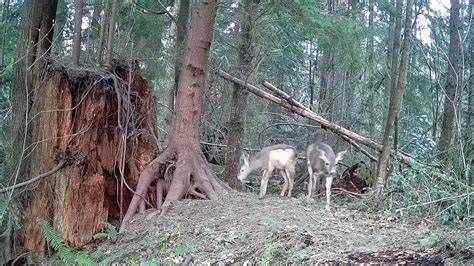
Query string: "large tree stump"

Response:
xmin=21 ymin=61 xmax=158 ymax=254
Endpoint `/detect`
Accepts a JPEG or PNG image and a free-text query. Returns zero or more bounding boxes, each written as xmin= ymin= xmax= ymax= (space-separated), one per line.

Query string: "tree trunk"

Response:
xmin=318 ymin=48 xmax=332 ymax=118
xmin=437 ymin=0 xmax=461 ymax=164
xmin=438 ymin=0 xmax=461 ymax=164
xmin=72 ymin=0 xmax=84 ymax=65
xmin=97 ymin=0 xmax=110 ymax=65
xmin=104 ymin=0 xmax=119 ymax=69
xmin=383 ymin=0 xmax=396 ymax=128
xmin=120 ymin=0 xmax=229 ymax=233
xmin=0 ymin=0 xmax=10 ymax=74
xmin=223 ymin=0 xmax=258 ymax=190
xmin=165 ymin=0 xmax=190 ymax=124
xmin=367 ymin=0 xmax=375 ymax=139
xmin=465 ymin=0 xmax=473 ymax=184
xmin=309 ymin=40 xmax=314 ymax=109
xmin=375 ymin=0 xmax=413 ymax=193
xmin=10 ymin=0 xmax=58 ymax=185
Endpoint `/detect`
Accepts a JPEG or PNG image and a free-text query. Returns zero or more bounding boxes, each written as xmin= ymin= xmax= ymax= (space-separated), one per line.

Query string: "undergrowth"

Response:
xmin=352 ymin=159 xmax=473 ymax=227
xmin=42 ymin=221 xmax=96 ymax=265
xmin=42 ymin=221 xmax=153 ymax=265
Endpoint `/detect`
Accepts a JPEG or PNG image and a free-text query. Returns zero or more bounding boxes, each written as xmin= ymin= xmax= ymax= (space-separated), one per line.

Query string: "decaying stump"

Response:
xmin=21 ymin=61 xmax=158 ymax=254
xmin=332 ymin=163 xmax=369 ymax=194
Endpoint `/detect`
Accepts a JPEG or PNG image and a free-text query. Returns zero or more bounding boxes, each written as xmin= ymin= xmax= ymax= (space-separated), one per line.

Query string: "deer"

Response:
xmin=238 ymin=144 xmax=298 ymax=199
xmin=306 ymin=141 xmax=347 ymax=210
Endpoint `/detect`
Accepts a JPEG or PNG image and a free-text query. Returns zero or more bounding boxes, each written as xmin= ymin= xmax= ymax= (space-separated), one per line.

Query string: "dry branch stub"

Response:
xmin=21 ymin=61 xmax=158 ymax=254
xmin=216 ymin=70 xmax=414 ymax=166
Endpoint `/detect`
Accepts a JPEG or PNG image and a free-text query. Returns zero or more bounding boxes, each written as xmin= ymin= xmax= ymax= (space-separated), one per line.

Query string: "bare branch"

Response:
xmin=0 ymin=161 xmax=65 ymax=193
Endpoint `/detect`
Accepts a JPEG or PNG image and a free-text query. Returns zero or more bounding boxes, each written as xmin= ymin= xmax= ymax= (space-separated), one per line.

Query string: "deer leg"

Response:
xmin=259 ymin=167 xmax=273 ymax=199
xmin=307 ymin=165 xmax=313 ymax=199
xmin=279 ymin=170 xmax=288 ymax=197
xmin=314 ymin=173 xmax=322 ymax=196
xmin=285 ymin=168 xmax=294 ymax=198
xmin=325 ymin=176 xmax=334 ymax=210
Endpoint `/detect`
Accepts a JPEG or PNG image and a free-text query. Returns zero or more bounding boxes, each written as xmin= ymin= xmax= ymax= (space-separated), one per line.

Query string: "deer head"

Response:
xmin=238 ymin=153 xmax=252 ymax=181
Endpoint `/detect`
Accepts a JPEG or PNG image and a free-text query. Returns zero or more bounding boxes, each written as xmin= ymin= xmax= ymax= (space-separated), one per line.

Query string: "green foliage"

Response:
xmin=420 ymin=236 xmax=441 ymax=248
xmin=81 ymin=222 xmax=118 ymax=243
xmin=142 ymin=258 xmax=162 ymax=266
xmin=260 ymin=245 xmax=287 ymax=264
xmin=388 ymin=161 xmax=473 ymax=226
xmin=155 ymin=237 xmax=170 ymax=255
xmin=241 ymin=230 xmax=251 ymax=246
xmin=41 ymin=221 xmax=96 ymax=265
xmin=173 ymin=244 xmax=204 ymax=257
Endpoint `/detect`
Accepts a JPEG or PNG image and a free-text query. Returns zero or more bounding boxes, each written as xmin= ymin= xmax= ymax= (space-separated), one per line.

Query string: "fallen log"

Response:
xmin=216 ymin=69 xmax=414 ymax=166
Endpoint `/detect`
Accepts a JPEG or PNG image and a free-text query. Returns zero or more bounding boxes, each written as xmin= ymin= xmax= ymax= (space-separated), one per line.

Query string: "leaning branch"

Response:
xmin=340 ymin=135 xmax=378 ymax=162
xmin=216 ymin=70 xmax=414 ymax=165
xmin=0 ymin=161 xmax=66 ymax=193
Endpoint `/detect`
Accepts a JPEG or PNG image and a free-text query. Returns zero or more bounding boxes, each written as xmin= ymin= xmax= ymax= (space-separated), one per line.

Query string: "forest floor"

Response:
xmin=90 ymin=186 xmax=474 ymax=265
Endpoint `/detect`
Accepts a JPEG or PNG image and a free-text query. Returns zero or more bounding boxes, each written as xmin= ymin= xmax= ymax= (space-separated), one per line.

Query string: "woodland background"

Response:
xmin=0 ymin=0 xmax=472 ymax=264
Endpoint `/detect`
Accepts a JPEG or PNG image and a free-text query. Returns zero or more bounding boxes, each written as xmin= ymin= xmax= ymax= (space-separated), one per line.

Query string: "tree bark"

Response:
xmin=72 ymin=0 xmax=84 ymax=65
xmin=375 ymin=0 xmax=413 ymax=193
xmin=120 ymin=0 xmax=229 ymax=233
xmin=19 ymin=63 xmax=157 ymax=254
xmin=10 ymin=0 xmax=58 ymax=184
xmin=104 ymin=0 xmax=119 ymax=69
xmin=224 ymin=0 xmax=258 ymax=190
xmin=0 ymin=0 xmax=10 ymax=74
xmin=367 ymin=0 xmax=375 ymax=139
xmin=97 ymin=0 xmax=110 ymax=65
xmin=164 ymin=0 xmax=190 ymax=125
xmin=437 ymin=0 xmax=461 ymax=164
xmin=465 ymin=0 xmax=473 ymax=184
xmin=383 ymin=0 xmax=396 ymax=127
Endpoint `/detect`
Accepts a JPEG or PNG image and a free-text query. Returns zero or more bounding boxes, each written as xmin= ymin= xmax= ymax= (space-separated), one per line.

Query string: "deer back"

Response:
xmin=260 ymin=144 xmax=297 ymax=171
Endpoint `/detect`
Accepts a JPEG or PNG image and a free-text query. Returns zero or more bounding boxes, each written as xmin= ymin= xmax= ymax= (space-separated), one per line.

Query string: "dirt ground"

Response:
xmin=90 ymin=189 xmax=474 ymax=265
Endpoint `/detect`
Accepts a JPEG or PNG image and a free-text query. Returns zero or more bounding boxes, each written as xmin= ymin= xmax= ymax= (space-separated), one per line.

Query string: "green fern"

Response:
xmin=81 ymin=222 xmax=118 ymax=245
xmin=41 ymin=221 xmax=96 ymax=265
xmin=90 ymin=222 xmax=118 ymax=242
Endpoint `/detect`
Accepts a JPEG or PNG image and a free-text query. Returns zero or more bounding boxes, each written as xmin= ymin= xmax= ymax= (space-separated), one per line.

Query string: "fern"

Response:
xmin=41 ymin=221 xmax=96 ymax=265
xmin=82 ymin=222 xmax=118 ymax=243
xmin=93 ymin=222 xmax=118 ymax=242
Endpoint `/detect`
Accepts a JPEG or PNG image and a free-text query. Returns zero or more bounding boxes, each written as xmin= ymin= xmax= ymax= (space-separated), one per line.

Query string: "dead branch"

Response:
xmin=261 ymin=80 xmax=312 ymax=113
xmin=395 ymin=192 xmax=474 ymax=213
xmin=340 ymin=135 xmax=377 ymax=162
xmin=333 ymin=188 xmax=363 ymax=197
xmin=216 ymin=70 xmax=414 ymax=166
xmin=0 ymin=161 xmax=66 ymax=193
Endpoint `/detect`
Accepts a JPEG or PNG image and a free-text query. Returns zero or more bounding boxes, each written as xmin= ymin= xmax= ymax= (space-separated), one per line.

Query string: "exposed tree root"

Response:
xmin=119 ymin=145 xmax=229 ymax=233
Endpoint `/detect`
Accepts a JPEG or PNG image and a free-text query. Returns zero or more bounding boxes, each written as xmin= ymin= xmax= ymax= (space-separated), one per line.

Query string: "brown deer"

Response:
xmin=306 ymin=141 xmax=347 ymax=210
xmin=238 ymin=144 xmax=298 ymax=198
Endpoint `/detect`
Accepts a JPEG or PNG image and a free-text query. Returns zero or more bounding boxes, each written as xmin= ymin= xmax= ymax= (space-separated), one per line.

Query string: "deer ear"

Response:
xmin=240 ymin=152 xmax=249 ymax=165
xmin=335 ymin=150 xmax=347 ymax=163
xmin=317 ymin=148 xmax=330 ymax=164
